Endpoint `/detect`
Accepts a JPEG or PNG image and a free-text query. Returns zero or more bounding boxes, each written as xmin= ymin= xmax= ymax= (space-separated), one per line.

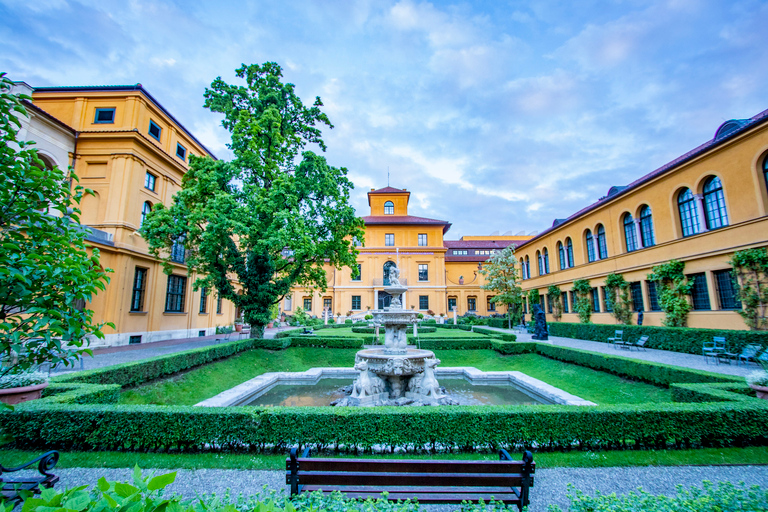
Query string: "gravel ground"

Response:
xmin=52 ymin=465 xmax=768 ymax=511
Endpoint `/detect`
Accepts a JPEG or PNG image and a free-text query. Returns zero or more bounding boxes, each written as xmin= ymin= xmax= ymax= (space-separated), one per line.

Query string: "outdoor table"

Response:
xmin=717 ymin=352 xmax=737 ymax=365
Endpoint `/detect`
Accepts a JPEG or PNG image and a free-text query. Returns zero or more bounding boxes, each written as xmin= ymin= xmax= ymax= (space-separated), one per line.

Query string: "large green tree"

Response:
xmin=479 ymin=246 xmax=523 ymax=328
xmin=0 ymin=74 xmax=112 ymax=377
xmin=142 ymin=63 xmax=364 ymax=336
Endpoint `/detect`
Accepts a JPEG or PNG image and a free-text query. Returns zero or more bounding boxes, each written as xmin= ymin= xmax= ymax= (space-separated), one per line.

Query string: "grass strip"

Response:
xmin=1 ymin=447 xmax=766 ymax=471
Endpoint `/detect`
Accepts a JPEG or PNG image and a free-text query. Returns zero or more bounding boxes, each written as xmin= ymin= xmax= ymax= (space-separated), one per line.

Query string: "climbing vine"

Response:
xmin=572 ymin=279 xmax=593 ymax=324
xmin=729 ymin=248 xmax=768 ymax=330
xmin=547 ymin=285 xmax=563 ymax=321
xmin=648 ymin=260 xmax=693 ymax=327
xmin=604 ymin=273 xmax=633 ymax=325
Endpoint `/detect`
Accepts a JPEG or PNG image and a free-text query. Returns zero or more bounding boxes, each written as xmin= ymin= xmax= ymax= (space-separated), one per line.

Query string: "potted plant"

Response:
xmin=746 ymin=370 xmax=768 ymax=399
xmin=0 ymin=369 xmax=49 ymax=405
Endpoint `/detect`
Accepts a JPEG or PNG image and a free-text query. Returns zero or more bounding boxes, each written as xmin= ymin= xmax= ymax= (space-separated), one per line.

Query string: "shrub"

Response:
xmin=548 ymin=322 xmax=768 ymax=356
xmin=352 ymin=326 xmax=436 ymax=334
xmin=648 ymin=260 xmax=693 ymax=327
xmin=490 ymin=340 xmax=531 ymax=355
xmin=435 ymin=324 xmax=472 ymax=331
xmin=572 ymin=279 xmax=592 ymax=324
xmin=730 ymin=248 xmax=768 ymax=331
xmin=274 ymin=328 xmax=305 ymax=339
xmin=423 ymin=318 xmax=437 ymax=324
xmin=416 ymin=337 xmax=492 ymax=350
xmin=604 ymin=273 xmax=632 ymax=325
xmin=0 ymin=370 xmax=48 ymax=389
xmin=344 ymin=319 xmax=353 ymax=324
xmin=327 ymin=318 xmax=335 ymax=324
xmin=471 ymin=327 xmax=516 ymax=341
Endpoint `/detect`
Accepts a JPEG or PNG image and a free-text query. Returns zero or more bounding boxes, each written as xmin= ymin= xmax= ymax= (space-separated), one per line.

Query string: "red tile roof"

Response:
xmin=368 ymin=186 xmax=409 ymax=194
xmin=443 ymin=240 xmax=518 ymax=249
xmin=363 ymin=215 xmax=451 ymax=234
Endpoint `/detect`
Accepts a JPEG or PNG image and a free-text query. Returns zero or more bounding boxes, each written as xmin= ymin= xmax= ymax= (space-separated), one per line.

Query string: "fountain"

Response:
xmin=333 ymin=265 xmax=456 ymax=406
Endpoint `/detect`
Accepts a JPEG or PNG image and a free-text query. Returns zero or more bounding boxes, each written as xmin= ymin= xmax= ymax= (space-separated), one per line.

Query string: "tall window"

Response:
xmin=384 ymin=201 xmax=394 ymax=215
xmin=418 ymin=264 xmax=428 ymax=281
xmin=303 ymin=297 xmax=312 ymax=311
xmin=543 ymin=248 xmax=550 ymax=274
xmin=630 ymin=282 xmax=644 ymax=311
xmin=323 ymin=297 xmax=332 ymax=310
xmin=703 ymin=176 xmax=729 ymax=229
xmin=487 ymin=296 xmax=495 ymax=311
xmin=351 ymin=295 xmax=361 ymax=310
xmin=558 ymin=242 xmax=565 ymax=270
xmin=602 ymin=287 xmax=612 ymax=312
xmin=562 ymin=292 xmax=569 ymax=313
xmin=688 ymin=273 xmax=711 ymax=310
xmin=199 ymin=287 xmax=208 ymax=314
xmin=520 ymin=258 xmax=526 ymax=280
xmin=165 ymin=275 xmax=186 ymax=312
xmin=524 ymin=256 xmax=530 ymax=279
xmin=566 ymin=238 xmax=574 ymax=267
xmin=419 ymin=295 xmax=429 ymax=310
xmin=385 ymin=233 xmax=394 ymax=246
xmin=678 ymin=188 xmax=700 ymax=237
xmin=141 ymin=201 xmax=152 ymax=227
xmin=714 ymin=269 xmax=741 ymax=310
xmin=647 ymin=281 xmax=661 ymax=311
xmin=639 ymin=205 xmax=655 ymax=247
xmin=623 ymin=213 xmax=638 ymax=252
xmin=597 ymin=224 xmax=608 ymax=259
xmin=570 ymin=290 xmax=576 ymax=311
xmin=130 ymin=267 xmax=147 ymax=312
xmin=217 ymin=295 xmax=223 ymax=314
xmin=591 ymin=288 xmax=600 ymax=312
xmin=418 ymin=234 xmax=428 ymax=246
xmin=352 ymin=263 xmax=361 ymax=281
xmin=537 ymin=251 xmax=543 ymax=275
xmin=546 ymin=294 xmax=553 ymax=313
xmin=764 ymin=155 xmax=768 ymax=193
xmin=467 ymin=297 xmax=477 ymax=311
xmin=448 ymin=297 xmax=457 ymax=311
xmin=171 ymin=238 xmax=185 ymax=263
xmin=144 ymin=172 xmax=156 ymax=191
xmin=586 ymin=230 xmax=596 ymax=262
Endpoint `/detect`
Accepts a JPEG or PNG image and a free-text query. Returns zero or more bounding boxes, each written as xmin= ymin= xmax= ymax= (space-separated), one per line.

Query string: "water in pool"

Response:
xmin=244 ymin=378 xmax=545 ymax=407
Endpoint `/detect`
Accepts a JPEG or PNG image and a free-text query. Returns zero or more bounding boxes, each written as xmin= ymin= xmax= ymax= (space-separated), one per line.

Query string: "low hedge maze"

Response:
xmin=2 ymin=338 xmax=766 ymax=454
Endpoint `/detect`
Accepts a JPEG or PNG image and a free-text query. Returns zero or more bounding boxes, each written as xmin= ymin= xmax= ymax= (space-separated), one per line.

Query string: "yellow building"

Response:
xmin=286 ymin=187 xmax=532 ymax=320
xmin=23 ymin=84 xmax=239 ymax=346
xmin=516 ymin=110 xmax=768 ymax=329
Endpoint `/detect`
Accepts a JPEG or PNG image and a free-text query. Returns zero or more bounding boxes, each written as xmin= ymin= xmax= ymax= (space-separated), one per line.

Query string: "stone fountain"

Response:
xmin=333 ymin=265 xmax=455 ymax=407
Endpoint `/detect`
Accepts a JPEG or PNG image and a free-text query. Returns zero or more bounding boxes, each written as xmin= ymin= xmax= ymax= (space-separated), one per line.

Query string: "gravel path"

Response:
xmin=53 ymin=465 xmax=768 ymax=511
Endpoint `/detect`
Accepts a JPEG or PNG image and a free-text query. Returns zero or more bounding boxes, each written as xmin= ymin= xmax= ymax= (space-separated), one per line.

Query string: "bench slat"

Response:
xmin=293 ymin=471 xmax=524 ymax=487
xmin=302 ymin=487 xmax=521 ymax=504
xmin=287 ymin=458 xmax=533 ymax=474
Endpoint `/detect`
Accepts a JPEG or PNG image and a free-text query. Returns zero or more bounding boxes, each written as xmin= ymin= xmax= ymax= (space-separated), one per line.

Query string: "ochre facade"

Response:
xmin=286 ymin=187 xmax=531 ymax=319
xmin=516 ymin=111 xmax=768 ymax=329
xmin=25 ymin=85 xmax=239 ymax=346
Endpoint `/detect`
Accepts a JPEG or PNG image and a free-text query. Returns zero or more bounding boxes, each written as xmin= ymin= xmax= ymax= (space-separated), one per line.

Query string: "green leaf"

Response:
xmin=147 ymin=472 xmax=176 ymax=491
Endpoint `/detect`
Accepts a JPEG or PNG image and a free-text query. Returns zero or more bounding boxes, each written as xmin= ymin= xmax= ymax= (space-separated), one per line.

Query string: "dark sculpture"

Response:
xmin=532 ymin=304 xmax=548 ymax=340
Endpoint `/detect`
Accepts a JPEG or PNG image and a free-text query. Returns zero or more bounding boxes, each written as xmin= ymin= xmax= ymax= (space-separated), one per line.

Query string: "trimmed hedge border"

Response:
xmin=471 ymin=327 xmax=516 ymax=341
xmin=351 ymin=326 xmax=437 ymax=334
xmin=548 ymin=322 xmax=768 ymax=355
xmin=4 ymin=340 xmax=766 ymax=454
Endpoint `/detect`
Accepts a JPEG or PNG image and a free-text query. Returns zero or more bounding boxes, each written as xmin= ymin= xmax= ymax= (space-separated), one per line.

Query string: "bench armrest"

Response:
xmin=0 ymin=450 xmax=59 ymax=478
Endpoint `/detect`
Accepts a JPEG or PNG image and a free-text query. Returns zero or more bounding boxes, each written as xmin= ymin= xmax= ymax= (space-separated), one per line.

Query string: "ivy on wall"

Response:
xmin=730 ymin=248 xmax=768 ymax=331
xmin=648 ymin=260 xmax=693 ymax=327
xmin=572 ymin=279 xmax=593 ymax=324
xmin=526 ymin=288 xmax=541 ymax=328
xmin=604 ymin=273 xmax=633 ymax=325
xmin=547 ymin=284 xmax=563 ymax=321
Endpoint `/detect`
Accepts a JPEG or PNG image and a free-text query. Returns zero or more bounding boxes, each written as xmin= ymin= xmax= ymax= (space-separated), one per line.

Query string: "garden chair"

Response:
xmin=627 ymin=335 xmax=649 ymax=351
xmin=738 ymin=344 xmax=763 ymax=365
xmin=702 ymin=337 xmax=726 ymax=364
xmin=608 ymin=330 xmax=624 ymax=348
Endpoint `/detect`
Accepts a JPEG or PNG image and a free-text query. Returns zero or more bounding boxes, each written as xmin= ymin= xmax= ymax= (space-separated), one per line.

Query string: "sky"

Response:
xmin=2 ymin=0 xmax=767 ymax=239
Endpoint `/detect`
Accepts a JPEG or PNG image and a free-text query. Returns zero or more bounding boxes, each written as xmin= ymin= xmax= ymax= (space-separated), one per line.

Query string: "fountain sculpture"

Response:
xmin=333 ymin=265 xmax=456 ymax=406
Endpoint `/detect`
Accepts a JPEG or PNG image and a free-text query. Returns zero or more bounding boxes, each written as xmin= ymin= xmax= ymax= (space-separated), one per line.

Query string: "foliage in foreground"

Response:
xmin=480 ymin=246 xmax=524 ymax=328
xmin=0 ymin=73 xmax=112 ymax=379
xmin=648 ymin=259 xmax=692 ymax=328
xmin=11 ymin=467 xmax=518 ymax=512
xmin=548 ymin=481 xmax=768 ymax=512
xmin=730 ymin=247 xmax=768 ymax=331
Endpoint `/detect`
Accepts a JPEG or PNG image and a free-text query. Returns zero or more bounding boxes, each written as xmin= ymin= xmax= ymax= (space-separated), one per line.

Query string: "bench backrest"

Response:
xmin=614 ymin=330 xmax=623 ymax=339
xmin=741 ymin=344 xmax=761 ymax=357
xmin=713 ymin=337 xmax=726 ymax=350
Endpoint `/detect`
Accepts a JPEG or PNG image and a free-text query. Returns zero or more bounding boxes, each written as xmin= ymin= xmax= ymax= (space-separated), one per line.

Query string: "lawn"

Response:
xmin=120 ymin=347 xmax=671 ymax=405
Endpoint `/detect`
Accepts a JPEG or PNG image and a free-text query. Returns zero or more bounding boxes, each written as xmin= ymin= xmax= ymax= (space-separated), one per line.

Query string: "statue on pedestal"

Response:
xmin=532 ymin=304 xmax=548 ymax=341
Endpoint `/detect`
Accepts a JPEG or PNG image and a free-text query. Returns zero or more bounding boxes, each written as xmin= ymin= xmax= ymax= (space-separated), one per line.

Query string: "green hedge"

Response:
xmin=471 ymin=327 xmax=516 ymax=341
xmin=416 ymin=337 xmax=493 ymax=350
xmin=351 ymin=326 xmax=437 ymax=334
xmin=53 ymin=339 xmax=258 ymax=387
xmin=274 ymin=328 xmax=305 ymax=339
xmin=434 ymin=324 xmax=472 ymax=331
xmin=490 ymin=340 xmax=531 ymax=355
xmin=488 ymin=318 xmax=508 ymax=328
xmin=548 ymin=322 xmax=768 ymax=355
xmin=283 ymin=337 xmax=365 ymax=349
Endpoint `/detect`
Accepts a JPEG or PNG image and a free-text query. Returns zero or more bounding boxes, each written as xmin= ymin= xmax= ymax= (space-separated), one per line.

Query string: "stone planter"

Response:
xmin=750 ymin=384 xmax=768 ymax=400
xmin=0 ymin=382 xmax=48 ymax=405
xmin=234 ymin=324 xmax=243 ymax=332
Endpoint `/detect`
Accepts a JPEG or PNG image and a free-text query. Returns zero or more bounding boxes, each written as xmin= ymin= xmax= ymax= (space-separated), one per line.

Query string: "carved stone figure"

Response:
xmin=409 ymin=358 xmax=444 ymax=399
xmin=350 ymin=360 xmax=385 ymax=399
xmin=388 ymin=266 xmax=401 ymax=286
xmin=532 ymin=304 xmax=548 ymax=340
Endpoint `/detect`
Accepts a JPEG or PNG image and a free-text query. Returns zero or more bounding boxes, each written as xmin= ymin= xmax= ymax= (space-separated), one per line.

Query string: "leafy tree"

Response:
xmin=479 ymin=246 xmax=523 ymax=328
xmin=729 ymin=248 xmax=768 ymax=330
xmin=526 ymin=288 xmax=541 ymax=327
xmin=0 ymin=74 xmax=112 ymax=378
xmin=648 ymin=260 xmax=692 ymax=327
xmin=547 ymin=285 xmax=563 ymax=321
xmin=604 ymin=273 xmax=633 ymax=325
xmin=142 ymin=63 xmax=364 ymax=337
xmin=572 ymin=279 xmax=593 ymax=324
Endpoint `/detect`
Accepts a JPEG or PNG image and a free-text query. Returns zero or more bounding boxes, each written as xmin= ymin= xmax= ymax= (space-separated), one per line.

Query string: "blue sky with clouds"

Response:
xmin=2 ymin=0 xmax=767 ymax=238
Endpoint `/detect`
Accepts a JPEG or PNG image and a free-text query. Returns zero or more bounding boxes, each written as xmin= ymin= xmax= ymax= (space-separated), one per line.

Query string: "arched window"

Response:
xmin=623 ymin=213 xmax=638 ymax=252
xmin=566 ymin=238 xmax=574 ymax=267
xmin=764 ymin=155 xmax=768 ymax=193
xmin=703 ymin=176 xmax=728 ymax=229
xmin=543 ymin=248 xmax=550 ymax=274
xmin=639 ymin=205 xmax=654 ymax=247
xmin=558 ymin=242 xmax=565 ymax=270
xmin=141 ymin=201 xmax=152 ymax=227
xmin=537 ymin=251 xmax=543 ymax=276
xmin=519 ymin=258 xmax=526 ymax=280
xmin=597 ymin=224 xmax=608 ymax=259
xmin=586 ymin=230 xmax=596 ymax=262
xmin=384 ymin=201 xmax=394 ymax=215
xmin=678 ymin=188 xmax=700 ymax=237
xmin=383 ymin=261 xmax=396 ymax=285
xmin=525 ymin=256 xmax=530 ymax=279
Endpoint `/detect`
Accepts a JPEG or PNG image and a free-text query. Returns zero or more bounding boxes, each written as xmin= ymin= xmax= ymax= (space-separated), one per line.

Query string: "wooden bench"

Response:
xmin=1 ymin=451 xmax=60 ymax=505
xmin=286 ymin=447 xmax=534 ymax=510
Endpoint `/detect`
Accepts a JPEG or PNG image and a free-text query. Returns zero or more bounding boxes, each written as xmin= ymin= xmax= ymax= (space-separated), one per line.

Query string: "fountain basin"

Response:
xmin=355 ymin=347 xmax=435 ymax=372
